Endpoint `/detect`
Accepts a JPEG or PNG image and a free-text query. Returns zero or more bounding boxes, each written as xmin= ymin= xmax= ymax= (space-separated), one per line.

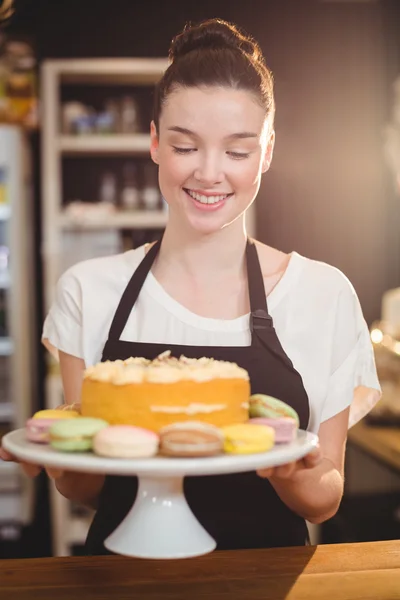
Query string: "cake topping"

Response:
xmin=84 ymin=352 xmax=249 ymax=384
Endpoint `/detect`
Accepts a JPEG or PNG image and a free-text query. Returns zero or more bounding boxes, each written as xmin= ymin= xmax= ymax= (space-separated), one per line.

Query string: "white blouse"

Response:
xmin=42 ymin=245 xmax=381 ymax=433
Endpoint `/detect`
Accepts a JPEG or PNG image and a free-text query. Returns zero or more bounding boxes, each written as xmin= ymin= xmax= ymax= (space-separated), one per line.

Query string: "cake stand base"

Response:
xmin=105 ymin=476 xmax=216 ymax=559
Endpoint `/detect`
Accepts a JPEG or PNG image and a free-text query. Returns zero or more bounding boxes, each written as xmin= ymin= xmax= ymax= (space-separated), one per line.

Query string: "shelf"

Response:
xmin=48 ymin=58 xmax=168 ymax=85
xmin=0 ymin=338 xmax=13 ymax=355
xmin=59 ymin=210 xmax=168 ymax=230
xmin=59 ymin=134 xmax=151 ymax=155
xmin=0 ymin=205 xmax=11 ymax=220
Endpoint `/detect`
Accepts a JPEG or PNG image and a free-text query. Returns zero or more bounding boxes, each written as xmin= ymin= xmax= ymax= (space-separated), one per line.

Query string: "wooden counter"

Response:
xmin=348 ymin=420 xmax=400 ymax=471
xmin=1 ymin=540 xmax=399 ymax=599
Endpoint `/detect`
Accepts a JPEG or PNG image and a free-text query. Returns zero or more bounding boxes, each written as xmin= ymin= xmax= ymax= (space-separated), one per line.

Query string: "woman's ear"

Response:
xmin=150 ymin=121 xmax=159 ymax=164
xmin=262 ymin=130 xmax=275 ymax=173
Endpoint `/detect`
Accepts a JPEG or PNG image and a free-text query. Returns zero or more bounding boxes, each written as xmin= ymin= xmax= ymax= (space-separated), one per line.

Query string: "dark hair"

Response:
xmin=153 ymin=19 xmax=275 ymax=132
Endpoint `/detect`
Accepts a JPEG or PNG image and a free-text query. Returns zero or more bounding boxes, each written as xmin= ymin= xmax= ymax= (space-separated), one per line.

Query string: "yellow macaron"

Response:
xmin=222 ymin=423 xmax=275 ymax=455
xmin=32 ymin=409 xmax=80 ymax=420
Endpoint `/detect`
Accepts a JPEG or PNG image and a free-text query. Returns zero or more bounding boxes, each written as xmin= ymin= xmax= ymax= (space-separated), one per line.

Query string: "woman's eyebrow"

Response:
xmin=167 ymin=126 xmax=258 ymax=139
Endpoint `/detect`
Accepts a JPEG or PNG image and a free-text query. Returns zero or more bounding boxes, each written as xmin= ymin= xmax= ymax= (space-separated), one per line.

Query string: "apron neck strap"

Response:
xmin=108 ymin=239 xmax=161 ymax=341
xmin=107 ymin=237 xmax=272 ymax=343
xmin=246 ymin=239 xmax=273 ymax=335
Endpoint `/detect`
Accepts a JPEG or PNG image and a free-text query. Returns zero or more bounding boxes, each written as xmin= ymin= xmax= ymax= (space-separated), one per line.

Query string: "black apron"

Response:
xmin=85 ymin=239 xmax=310 ymax=554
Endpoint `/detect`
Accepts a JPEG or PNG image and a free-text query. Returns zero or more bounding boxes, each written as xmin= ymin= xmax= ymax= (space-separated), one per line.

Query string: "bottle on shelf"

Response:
xmin=120 ymin=162 xmax=140 ymax=211
xmin=120 ymin=96 xmax=140 ymax=134
xmin=98 ymin=171 xmax=117 ymax=206
xmin=142 ymin=162 xmax=160 ymax=211
xmin=103 ymin=99 xmax=121 ymax=134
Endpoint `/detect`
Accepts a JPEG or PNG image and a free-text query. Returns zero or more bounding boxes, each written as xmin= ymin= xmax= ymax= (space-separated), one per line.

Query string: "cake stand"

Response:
xmin=3 ymin=428 xmax=318 ymax=559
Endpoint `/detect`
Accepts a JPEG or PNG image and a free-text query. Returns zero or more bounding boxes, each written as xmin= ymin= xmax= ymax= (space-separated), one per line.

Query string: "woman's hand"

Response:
xmin=257 ymin=445 xmax=323 ymax=481
xmin=0 ymin=446 xmax=64 ymax=480
xmin=255 ymin=409 xmax=349 ymax=524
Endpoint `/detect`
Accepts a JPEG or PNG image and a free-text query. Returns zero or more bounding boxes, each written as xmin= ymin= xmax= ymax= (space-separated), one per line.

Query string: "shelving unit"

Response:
xmin=41 ymin=58 xmax=171 ymax=556
xmin=58 ymin=209 xmax=168 ymax=231
xmin=41 ymin=57 xmax=257 ymax=556
xmin=59 ymin=134 xmax=151 ymax=155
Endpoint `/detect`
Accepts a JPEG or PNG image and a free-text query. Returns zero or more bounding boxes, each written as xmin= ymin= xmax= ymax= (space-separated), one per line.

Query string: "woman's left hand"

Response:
xmin=257 ymin=444 xmax=323 ymax=481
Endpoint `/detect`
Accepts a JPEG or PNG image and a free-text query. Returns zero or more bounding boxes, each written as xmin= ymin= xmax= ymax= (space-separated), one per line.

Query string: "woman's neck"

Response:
xmin=155 ymin=217 xmax=248 ymax=283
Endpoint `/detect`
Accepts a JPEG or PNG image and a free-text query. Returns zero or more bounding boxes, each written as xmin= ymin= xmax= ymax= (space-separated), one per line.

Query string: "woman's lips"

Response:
xmin=183 ymin=188 xmax=233 ymax=211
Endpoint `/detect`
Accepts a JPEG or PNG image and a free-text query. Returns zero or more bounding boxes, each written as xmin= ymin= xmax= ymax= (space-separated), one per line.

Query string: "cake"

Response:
xmin=81 ymin=352 xmax=250 ymax=432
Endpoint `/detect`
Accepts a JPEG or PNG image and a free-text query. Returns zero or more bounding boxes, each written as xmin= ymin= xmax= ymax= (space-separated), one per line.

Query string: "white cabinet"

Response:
xmin=0 ymin=126 xmax=37 ymax=536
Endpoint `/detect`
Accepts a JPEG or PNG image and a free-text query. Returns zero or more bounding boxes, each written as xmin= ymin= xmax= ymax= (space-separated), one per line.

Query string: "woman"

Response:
xmin=1 ymin=18 xmax=380 ymax=553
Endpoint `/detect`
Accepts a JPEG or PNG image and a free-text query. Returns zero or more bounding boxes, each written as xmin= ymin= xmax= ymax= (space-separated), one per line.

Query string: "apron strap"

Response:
xmin=107 ymin=237 xmax=274 ymax=346
xmin=108 ymin=239 xmax=162 ymax=341
xmin=246 ymin=240 xmax=273 ymax=335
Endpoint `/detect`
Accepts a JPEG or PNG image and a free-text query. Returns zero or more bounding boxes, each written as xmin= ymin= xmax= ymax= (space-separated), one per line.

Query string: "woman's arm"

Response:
xmin=51 ymin=351 xmax=105 ymax=509
xmin=258 ymin=406 xmax=349 ymax=524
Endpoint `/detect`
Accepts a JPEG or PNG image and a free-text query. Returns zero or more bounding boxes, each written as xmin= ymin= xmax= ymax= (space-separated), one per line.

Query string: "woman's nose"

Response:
xmin=194 ymin=153 xmax=224 ymax=185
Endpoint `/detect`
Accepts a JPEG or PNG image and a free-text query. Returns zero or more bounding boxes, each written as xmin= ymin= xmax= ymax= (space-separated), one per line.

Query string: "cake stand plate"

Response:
xmin=3 ymin=428 xmax=318 ymax=559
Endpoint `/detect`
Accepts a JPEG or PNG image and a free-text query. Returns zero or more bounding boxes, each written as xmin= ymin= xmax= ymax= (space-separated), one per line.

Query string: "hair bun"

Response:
xmin=169 ymin=19 xmax=261 ymax=63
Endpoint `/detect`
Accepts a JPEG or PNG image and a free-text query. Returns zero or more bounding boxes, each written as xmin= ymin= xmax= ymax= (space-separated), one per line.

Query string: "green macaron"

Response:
xmin=249 ymin=394 xmax=300 ymax=426
xmin=49 ymin=417 xmax=109 ymax=452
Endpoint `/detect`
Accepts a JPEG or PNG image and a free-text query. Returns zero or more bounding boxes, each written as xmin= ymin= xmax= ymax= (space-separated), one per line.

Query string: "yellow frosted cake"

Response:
xmin=81 ymin=352 xmax=250 ymax=432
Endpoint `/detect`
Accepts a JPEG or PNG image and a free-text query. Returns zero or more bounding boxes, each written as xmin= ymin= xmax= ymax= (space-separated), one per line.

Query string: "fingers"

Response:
xmin=302 ymin=446 xmax=323 ymax=469
xmin=0 ymin=446 xmax=64 ymax=480
xmin=0 ymin=447 xmax=13 ymax=461
xmin=21 ymin=463 xmax=42 ymax=477
xmin=257 ymin=461 xmax=297 ymax=480
xmin=273 ymin=461 xmax=297 ymax=479
xmin=257 ymin=449 xmax=322 ymax=481
xmin=257 ymin=467 xmax=274 ymax=479
xmin=45 ymin=467 xmax=64 ymax=480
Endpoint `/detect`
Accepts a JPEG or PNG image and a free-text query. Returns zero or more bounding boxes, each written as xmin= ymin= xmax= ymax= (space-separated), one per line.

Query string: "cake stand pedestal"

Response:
xmin=105 ymin=476 xmax=215 ymax=558
xmin=3 ymin=428 xmax=318 ymax=559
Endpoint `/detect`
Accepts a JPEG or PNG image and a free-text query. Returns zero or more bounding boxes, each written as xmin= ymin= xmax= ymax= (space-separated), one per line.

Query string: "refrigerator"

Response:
xmin=0 ymin=125 xmax=37 ymax=543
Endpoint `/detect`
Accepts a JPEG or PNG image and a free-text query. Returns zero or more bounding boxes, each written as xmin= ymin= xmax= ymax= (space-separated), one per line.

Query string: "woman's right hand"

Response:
xmin=0 ymin=446 xmax=63 ymax=479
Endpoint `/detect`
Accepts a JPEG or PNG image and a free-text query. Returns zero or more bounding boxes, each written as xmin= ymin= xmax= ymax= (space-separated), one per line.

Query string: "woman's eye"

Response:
xmin=172 ymin=146 xmax=196 ymax=154
xmin=228 ymin=151 xmax=250 ymax=160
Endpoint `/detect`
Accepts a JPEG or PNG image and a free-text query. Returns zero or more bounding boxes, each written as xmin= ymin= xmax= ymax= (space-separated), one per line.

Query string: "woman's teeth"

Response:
xmin=185 ymin=189 xmax=230 ymax=204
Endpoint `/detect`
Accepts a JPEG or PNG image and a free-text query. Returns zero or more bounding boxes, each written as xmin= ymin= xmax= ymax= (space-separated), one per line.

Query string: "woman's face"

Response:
xmin=151 ymin=85 xmax=274 ymax=234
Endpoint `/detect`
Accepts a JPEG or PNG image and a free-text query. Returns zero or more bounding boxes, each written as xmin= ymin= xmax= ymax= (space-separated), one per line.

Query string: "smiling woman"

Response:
xmin=1 ymin=17 xmax=381 ymax=556
xmin=150 ymin=85 xmax=272 ymax=231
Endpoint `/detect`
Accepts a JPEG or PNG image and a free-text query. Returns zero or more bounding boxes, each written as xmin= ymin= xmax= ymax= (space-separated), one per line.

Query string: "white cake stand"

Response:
xmin=3 ymin=428 xmax=318 ymax=559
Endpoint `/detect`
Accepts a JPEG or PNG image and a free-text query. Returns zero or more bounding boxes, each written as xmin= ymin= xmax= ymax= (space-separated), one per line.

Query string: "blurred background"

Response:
xmin=0 ymin=0 xmax=400 ymax=558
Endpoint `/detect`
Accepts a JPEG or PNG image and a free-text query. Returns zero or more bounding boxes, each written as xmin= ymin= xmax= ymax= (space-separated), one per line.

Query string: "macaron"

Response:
xmin=249 ymin=417 xmax=297 ymax=443
xmin=32 ymin=409 xmax=80 ymax=420
xmin=93 ymin=425 xmax=159 ymax=458
xmin=159 ymin=421 xmax=224 ymax=457
xmin=222 ymin=423 xmax=275 ymax=455
xmin=249 ymin=394 xmax=300 ymax=426
xmin=26 ymin=409 xmax=80 ymax=443
xmin=49 ymin=417 xmax=109 ymax=452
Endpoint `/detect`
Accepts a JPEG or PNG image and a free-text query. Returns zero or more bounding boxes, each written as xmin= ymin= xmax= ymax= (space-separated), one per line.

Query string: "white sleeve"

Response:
xmin=320 ymin=281 xmax=381 ymax=427
xmin=41 ymin=268 xmax=84 ymax=362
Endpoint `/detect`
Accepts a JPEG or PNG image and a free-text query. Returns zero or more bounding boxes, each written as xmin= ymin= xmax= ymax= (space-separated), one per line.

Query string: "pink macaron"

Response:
xmin=26 ymin=409 xmax=80 ymax=444
xmin=249 ymin=417 xmax=297 ymax=443
xmin=26 ymin=418 xmax=60 ymax=443
xmin=93 ymin=425 xmax=159 ymax=458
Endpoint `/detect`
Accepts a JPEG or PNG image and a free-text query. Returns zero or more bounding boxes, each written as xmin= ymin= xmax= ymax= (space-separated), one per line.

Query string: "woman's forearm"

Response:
xmin=54 ymin=472 xmax=105 ymax=510
xmin=269 ymin=457 xmax=344 ymax=524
